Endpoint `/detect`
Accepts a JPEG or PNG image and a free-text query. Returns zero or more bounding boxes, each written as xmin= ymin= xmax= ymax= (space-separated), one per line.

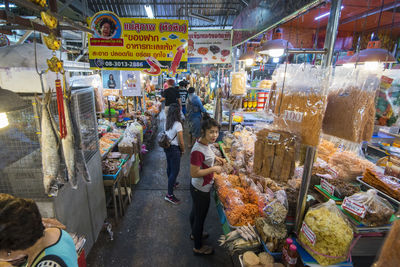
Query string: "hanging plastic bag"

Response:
xmin=323 ymin=65 xmax=382 ymax=142
xmin=231 ymin=72 xmax=247 ymax=95
xmin=298 ymin=199 xmax=353 ymax=266
xmin=273 ymin=64 xmax=328 ymax=147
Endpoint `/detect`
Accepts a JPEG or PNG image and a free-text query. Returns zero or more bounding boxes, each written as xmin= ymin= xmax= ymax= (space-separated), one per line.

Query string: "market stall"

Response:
xmin=208 ymin=0 xmax=400 ymax=266
xmin=0 ymin=44 xmax=106 ymax=255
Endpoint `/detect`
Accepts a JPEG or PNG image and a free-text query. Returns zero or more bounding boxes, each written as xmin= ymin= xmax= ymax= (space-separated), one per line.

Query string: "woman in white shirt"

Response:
xmin=164 ymin=103 xmax=185 ymax=204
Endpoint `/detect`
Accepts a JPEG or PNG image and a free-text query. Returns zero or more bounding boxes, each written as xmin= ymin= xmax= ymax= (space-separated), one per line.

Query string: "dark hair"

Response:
xmin=99 ymin=19 xmax=115 ymax=35
xmin=100 ymin=19 xmax=112 ymax=28
xmin=109 ymin=74 xmax=114 ymax=80
xmin=201 ymin=117 xmax=220 ymax=137
xmin=166 ymin=103 xmax=182 ymax=131
xmin=0 ymin=194 xmax=45 ymax=251
xmin=188 ymin=87 xmax=195 ymax=94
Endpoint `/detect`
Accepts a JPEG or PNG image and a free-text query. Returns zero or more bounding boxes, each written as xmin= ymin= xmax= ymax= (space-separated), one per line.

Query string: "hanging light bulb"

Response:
xmin=245 ymin=58 xmax=254 ymax=66
xmin=256 ymin=29 xmax=293 ymax=57
xmin=364 ymin=61 xmax=381 ymax=70
xmin=269 ymin=49 xmax=285 ymax=58
xmin=0 ymin=113 xmax=9 ymax=128
xmin=347 ymin=36 xmax=396 ymax=65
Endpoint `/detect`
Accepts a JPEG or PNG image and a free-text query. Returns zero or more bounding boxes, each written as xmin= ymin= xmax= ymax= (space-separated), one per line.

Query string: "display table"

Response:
xmin=103 ymin=156 xmax=133 ymax=223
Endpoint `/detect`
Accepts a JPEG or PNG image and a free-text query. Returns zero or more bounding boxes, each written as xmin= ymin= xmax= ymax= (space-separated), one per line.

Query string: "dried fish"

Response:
xmin=39 ymin=91 xmax=60 ymax=194
xmin=61 ymin=95 xmax=77 ymax=188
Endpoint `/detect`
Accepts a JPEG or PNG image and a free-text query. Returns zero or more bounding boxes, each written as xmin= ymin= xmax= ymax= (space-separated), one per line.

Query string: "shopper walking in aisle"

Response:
xmin=164 ymin=103 xmax=185 ymax=204
xmin=178 ymin=80 xmax=189 ymax=116
xmin=190 ymin=118 xmax=224 ymax=255
xmin=0 ymin=193 xmax=78 ymax=267
xmin=187 ymin=87 xmax=207 ymax=147
xmin=161 ymin=79 xmax=181 ymax=116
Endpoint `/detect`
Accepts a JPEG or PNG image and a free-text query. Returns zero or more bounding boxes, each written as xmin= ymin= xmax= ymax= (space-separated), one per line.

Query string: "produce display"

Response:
xmin=341 ymin=189 xmax=394 ymax=227
xmin=214 ymin=172 xmax=285 ymax=226
xmin=363 ymin=169 xmax=400 ymax=201
xmin=255 ymin=217 xmax=287 ymax=252
xmin=327 ymin=178 xmax=360 ymax=199
xmin=328 ymin=150 xmax=376 ymax=181
xmin=298 ymin=200 xmax=353 ymax=266
xmin=99 ymin=132 xmax=122 ymax=155
xmin=242 ymin=251 xmax=274 ymax=267
xmin=317 ymin=139 xmax=337 ymax=162
xmin=254 ymin=129 xmax=299 ymax=183
xmin=218 ymin=226 xmax=261 ymax=253
xmin=223 ymin=127 xmax=256 ymax=172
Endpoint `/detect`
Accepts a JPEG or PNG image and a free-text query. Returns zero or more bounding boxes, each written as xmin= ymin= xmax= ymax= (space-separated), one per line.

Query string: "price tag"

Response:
xmin=284 ymin=110 xmax=303 ymax=123
xmin=342 ymin=197 xmax=367 ymax=218
xmin=320 ymin=179 xmax=335 ymax=196
xmin=267 ymin=132 xmax=280 ymax=141
xmin=301 ymin=222 xmax=316 ymax=246
xmin=108 ymin=96 xmax=116 ymax=101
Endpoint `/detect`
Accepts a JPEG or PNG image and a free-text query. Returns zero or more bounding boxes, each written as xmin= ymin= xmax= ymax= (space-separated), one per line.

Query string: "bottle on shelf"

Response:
xmin=243 ymin=95 xmax=248 ymax=111
xmin=282 ymin=238 xmax=293 ymax=266
xmin=287 ymin=244 xmax=299 ymax=267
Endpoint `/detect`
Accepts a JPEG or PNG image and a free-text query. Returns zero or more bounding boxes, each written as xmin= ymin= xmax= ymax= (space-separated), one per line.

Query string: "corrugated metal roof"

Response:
xmin=86 ymin=0 xmax=245 ymax=29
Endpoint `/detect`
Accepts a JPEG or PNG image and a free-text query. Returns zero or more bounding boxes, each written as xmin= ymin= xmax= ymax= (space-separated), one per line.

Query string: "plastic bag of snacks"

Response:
xmin=253 ymin=127 xmax=300 ymax=182
xmin=273 ymin=64 xmax=328 ymax=147
xmin=231 ymin=72 xmax=247 ymax=95
xmin=298 ymin=199 xmax=353 ymax=266
xmin=341 ymin=189 xmax=394 ymax=227
xmin=323 ymin=66 xmax=382 ymax=143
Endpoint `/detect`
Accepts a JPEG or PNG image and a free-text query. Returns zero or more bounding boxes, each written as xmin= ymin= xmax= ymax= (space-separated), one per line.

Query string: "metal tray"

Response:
xmin=356 ymin=176 xmax=400 ymax=207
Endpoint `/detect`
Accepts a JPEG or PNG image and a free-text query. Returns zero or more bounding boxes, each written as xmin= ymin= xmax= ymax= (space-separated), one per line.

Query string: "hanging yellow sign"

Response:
xmin=88 ymin=11 xmax=188 ymax=75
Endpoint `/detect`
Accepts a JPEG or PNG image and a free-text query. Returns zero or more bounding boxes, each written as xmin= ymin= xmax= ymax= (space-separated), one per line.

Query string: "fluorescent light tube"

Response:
xmin=189 ymin=12 xmax=215 ymax=23
xmin=315 ymin=6 xmax=344 ymax=20
xmin=145 ymin=5 xmax=154 ymax=19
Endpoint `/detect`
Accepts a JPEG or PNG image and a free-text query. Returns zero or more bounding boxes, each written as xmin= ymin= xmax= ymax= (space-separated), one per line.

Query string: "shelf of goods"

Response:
xmin=215 ymin=125 xmax=400 ymax=265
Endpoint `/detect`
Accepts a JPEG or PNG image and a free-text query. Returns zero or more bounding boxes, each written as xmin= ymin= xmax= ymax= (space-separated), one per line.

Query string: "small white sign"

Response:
xmin=301 ymin=222 xmax=316 ymax=246
xmin=121 ymin=71 xmax=142 ymax=96
xmin=267 ymin=132 xmax=280 ymax=141
xmin=107 ymin=96 xmax=116 ymax=101
xmin=321 ymin=179 xmax=335 ymax=196
xmin=284 ymin=110 xmax=304 ymax=123
xmin=342 ymin=197 xmax=367 ymax=218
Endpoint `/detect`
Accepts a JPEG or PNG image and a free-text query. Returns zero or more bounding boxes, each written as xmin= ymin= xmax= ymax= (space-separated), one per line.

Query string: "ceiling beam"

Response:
xmin=9 ymin=0 xmax=94 ymax=33
xmin=340 ymin=1 xmax=400 ymax=25
xmin=0 ymin=10 xmax=52 ymax=34
xmin=90 ymin=1 xmax=242 ymax=6
xmin=60 ymin=0 xmax=94 ymax=17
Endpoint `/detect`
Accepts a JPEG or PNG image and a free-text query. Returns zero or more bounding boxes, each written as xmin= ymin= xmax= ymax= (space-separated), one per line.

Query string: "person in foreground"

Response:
xmin=190 ymin=118 xmax=224 ymax=255
xmin=0 ymin=193 xmax=78 ymax=267
xmin=164 ymin=103 xmax=185 ymax=204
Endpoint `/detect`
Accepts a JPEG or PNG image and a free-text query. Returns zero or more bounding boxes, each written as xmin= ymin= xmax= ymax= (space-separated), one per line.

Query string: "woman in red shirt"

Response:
xmin=189 ymin=118 xmax=224 ymax=255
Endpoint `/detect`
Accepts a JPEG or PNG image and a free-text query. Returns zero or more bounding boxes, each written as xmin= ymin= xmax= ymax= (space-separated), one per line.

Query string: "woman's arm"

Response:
xmin=178 ymin=130 xmax=185 ymax=154
xmin=190 ymin=164 xmax=222 ymax=178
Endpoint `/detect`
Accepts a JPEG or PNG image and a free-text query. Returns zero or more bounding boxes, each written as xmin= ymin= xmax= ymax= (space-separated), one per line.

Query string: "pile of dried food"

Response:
xmin=102 ymin=153 xmax=129 ymax=175
xmin=341 ymin=189 xmax=394 ymax=227
xmin=223 ymin=126 xmax=256 ymax=172
xmin=214 ymin=172 xmax=287 ymax=227
xmin=363 ymin=169 xmax=400 ymax=201
xmin=298 ymin=200 xmax=354 ymax=266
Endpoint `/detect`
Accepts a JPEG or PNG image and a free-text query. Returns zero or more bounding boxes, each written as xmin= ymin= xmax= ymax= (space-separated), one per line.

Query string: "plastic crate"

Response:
xmin=261 ymin=239 xmax=282 ymax=261
xmin=103 ymin=166 xmax=122 ymax=180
